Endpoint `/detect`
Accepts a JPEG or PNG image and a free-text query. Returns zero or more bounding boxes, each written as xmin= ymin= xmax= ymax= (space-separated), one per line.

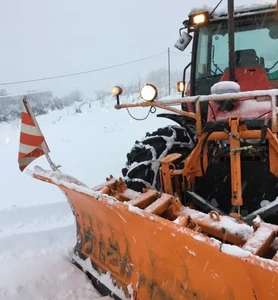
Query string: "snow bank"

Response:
xmin=0 ymin=202 xmax=73 ymax=238
xmin=0 ymin=100 xmax=172 ymax=210
xmin=0 ymin=202 xmax=109 ymax=300
xmin=0 ymin=251 xmax=103 ymax=300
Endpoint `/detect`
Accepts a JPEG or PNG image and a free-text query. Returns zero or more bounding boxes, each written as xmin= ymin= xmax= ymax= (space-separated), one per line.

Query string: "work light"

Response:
xmin=140 ymin=84 xmax=158 ymax=102
xmin=188 ymin=11 xmax=209 ymax=26
xmin=177 ymin=81 xmax=185 ymax=92
xmin=110 ymin=86 xmax=123 ymax=96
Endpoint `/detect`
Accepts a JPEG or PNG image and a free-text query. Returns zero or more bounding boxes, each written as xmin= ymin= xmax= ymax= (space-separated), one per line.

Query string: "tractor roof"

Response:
xmin=189 ymin=2 xmax=277 ymax=21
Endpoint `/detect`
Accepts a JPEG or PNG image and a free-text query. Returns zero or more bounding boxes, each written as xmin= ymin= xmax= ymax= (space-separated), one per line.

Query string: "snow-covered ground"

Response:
xmin=0 ymin=202 xmax=100 ymax=300
xmin=0 ymin=98 xmax=173 ymax=299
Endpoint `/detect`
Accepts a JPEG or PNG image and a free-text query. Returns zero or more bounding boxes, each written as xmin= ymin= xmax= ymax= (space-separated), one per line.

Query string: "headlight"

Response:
xmin=140 ymin=84 xmax=158 ymax=102
xmin=110 ymin=86 xmax=123 ymax=96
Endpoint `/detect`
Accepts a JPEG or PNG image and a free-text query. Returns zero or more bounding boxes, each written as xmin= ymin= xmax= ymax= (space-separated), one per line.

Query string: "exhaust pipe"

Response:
xmin=228 ymin=0 xmax=236 ymax=81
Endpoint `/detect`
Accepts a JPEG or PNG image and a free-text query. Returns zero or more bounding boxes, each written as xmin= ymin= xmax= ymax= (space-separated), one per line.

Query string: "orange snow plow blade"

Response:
xmin=32 ymin=166 xmax=278 ymax=300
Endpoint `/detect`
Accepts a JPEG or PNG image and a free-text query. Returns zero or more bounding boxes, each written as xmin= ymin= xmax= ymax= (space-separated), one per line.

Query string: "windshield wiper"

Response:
xmin=212 ymin=45 xmax=224 ymax=75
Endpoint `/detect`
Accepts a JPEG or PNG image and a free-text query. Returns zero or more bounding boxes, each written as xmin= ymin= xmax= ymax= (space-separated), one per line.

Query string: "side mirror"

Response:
xmin=174 ymin=31 xmax=192 ymax=52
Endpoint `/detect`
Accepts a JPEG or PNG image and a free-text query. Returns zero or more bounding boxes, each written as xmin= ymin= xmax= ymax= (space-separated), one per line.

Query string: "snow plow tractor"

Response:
xmin=19 ymin=0 xmax=278 ymax=299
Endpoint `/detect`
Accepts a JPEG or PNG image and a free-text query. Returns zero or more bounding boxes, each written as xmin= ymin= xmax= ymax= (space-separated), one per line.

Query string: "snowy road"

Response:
xmin=0 ymin=202 xmax=110 ymax=300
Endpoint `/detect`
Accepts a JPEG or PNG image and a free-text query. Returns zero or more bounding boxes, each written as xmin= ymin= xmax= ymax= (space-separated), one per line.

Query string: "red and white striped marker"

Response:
xmin=18 ymin=97 xmax=50 ymax=171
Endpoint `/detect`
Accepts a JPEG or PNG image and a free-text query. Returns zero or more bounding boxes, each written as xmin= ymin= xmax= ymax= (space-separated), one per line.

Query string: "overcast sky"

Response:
xmin=0 ymin=0 xmax=274 ymax=98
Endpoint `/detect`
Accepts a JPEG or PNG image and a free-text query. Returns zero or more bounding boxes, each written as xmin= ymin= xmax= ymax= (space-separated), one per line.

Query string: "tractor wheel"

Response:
xmin=122 ymin=125 xmax=196 ymax=192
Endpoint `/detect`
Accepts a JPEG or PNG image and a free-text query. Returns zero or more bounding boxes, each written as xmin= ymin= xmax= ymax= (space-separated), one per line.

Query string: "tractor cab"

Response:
xmin=175 ymin=1 xmax=278 ymax=121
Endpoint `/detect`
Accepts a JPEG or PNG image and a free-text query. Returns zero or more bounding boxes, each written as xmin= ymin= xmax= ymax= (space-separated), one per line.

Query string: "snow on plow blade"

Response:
xmin=32 ymin=166 xmax=278 ymax=300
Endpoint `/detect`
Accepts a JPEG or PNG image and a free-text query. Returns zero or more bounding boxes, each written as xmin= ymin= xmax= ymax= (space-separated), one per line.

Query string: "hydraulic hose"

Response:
xmin=242 ymin=125 xmax=268 ymax=146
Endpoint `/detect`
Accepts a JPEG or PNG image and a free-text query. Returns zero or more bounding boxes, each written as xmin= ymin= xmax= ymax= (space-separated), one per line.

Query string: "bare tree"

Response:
xmin=94 ymin=89 xmax=110 ymax=106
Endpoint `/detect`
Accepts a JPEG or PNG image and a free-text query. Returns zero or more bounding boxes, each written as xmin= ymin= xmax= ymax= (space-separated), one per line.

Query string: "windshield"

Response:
xmin=195 ymin=14 xmax=278 ymax=84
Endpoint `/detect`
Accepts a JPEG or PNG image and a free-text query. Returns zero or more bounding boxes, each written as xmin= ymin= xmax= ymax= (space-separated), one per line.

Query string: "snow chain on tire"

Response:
xmin=122 ymin=125 xmax=196 ymax=192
